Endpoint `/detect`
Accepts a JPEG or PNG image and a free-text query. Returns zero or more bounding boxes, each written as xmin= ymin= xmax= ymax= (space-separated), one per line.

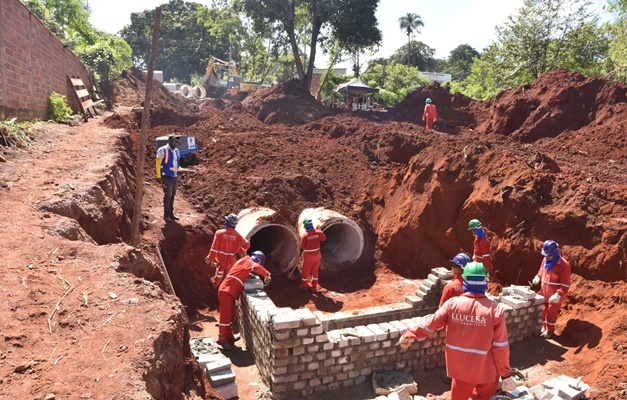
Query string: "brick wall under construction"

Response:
xmin=236 ymin=268 xmax=544 ymax=399
xmin=0 ymin=0 xmax=92 ymax=120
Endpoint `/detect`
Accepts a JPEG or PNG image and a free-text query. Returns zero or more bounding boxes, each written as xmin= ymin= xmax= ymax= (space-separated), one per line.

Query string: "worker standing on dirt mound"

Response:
xmin=399 ymin=262 xmax=517 ymax=398
xmin=439 ymin=253 xmax=471 ymax=307
xmin=422 ymin=98 xmax=438 ymax=131
xmin=468 ymin=219 xmax=493 ymax=275
xmin=299 ymin=218 xmax=326 ymax=292
xmin=156 ymin=135 xmax=181 ymax=222
xmin=206 ymin=214 xmax=250 ymax=288
xmin=533 ymin=240 xmax=571 ymax=339
xmin=217 ymin=250 xmax=271 ymax=351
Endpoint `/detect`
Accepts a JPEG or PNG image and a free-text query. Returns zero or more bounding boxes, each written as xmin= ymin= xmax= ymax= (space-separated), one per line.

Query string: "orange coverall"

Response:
xmin=300 ymin=228 xmax=326 ymax=290
xmin=218 ymin=256 xmax=269 ymax=343
xmin=404 ymin=293 xmax=512 ymax=400
xmin=422 ymin=103 xmax=438 ymax=130
xmin=473 ymin=236 xmax=492 ymax=273
xmin=439 ymin=275 xmax=465 ymax=307
xmin=206 ymin=228 xmax=250 ymax=287
xmin=535 ymin=257 xmax=571 ymax=334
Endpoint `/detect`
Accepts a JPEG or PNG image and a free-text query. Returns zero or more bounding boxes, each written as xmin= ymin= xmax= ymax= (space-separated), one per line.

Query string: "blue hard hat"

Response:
xmin=541 ymin=240 xmax=559 ymax=256
xmin=426 ymin=98 xmax=432 ymax=104
xmin=450 ymin=253 xmax=471 ymax=269
xmin=251 ymin=250 xmax=266 ymax=265
xmin=225 ymin=214 xmax=239 ymax=226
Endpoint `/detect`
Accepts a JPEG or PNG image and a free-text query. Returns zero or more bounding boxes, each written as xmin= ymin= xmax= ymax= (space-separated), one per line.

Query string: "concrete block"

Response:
xmin=205 ymin=358 xmax=231 ymax=374
xmin=404 ymin=295 xmax=422 ymax=307
xmin=272 ymin=309 xmax=302 ymax=330
xmin=196 ymin=353 xmax=222 ymax=369
xmin=427 ymin=273 xmax=441 ymax=284
xmin=296 ymin=308 xmax=318 ymax=326
xmin=244 ymin=277 xmax=264 ymax=291
xmin=208 ymin=368 xmax=236 ymax=386
xmin=533 ymin=294 xmax=546 ymax=305
xmin=500 ymin=295 xmax=530 ymax=309
xmin=215 ymin=381 xmax=238 ymax=399
xmin=415 ymin=289 xmax=428 ymax=298
xmin=313 ymin=310 xmax=330 ymax=331
xmin=433 ymin=267 xmax=453 ymax=280
xmin=366 ymin=323 xmax=389 ymax=341
xmin=512 ymin=285 xmax=537 ymax=299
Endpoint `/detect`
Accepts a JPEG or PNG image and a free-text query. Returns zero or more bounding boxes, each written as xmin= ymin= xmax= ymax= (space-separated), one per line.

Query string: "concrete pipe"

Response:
xmin=192 ymin=86 xmax=206 ymax=99
xmin=298 ymin=208 xmax=364 ymax=272
xmin=235 ymin=207 xmax=300 ymax=275
xmin=180 ymin=85 xmax=193 ymax=98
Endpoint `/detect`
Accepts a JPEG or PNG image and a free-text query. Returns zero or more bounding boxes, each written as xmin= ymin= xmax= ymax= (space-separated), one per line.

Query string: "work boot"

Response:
xmin=170 ymin=213 xmax=180 ymax=221
xmin=309 ymin=285 xmax=317 ymax=293
xmin=540 ymin=331 xmax=553 ymax=339
xmin=228 ymin=334 xmax=241 ymax=344
xmin=218 ymin=341 xmax=234 ymax=351
xmin=164 ymin=216 xmax=173 ymax=222
xmin=299 ymin=285 xmax=309 ymax=293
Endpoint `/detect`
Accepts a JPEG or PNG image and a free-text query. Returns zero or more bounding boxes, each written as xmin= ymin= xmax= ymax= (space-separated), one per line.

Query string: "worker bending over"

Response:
xmin=532 ymin=240 xmax=571 ymax=339
xmin=206 ymin=214 xmax=250 ymax=288
xmin=400 ymin=262 xmax=516 ymax=399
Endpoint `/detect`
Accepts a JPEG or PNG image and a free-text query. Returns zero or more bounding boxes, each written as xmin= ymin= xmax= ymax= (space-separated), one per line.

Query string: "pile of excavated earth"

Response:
xmin=1 ymin=66 xmax=625 ymax=399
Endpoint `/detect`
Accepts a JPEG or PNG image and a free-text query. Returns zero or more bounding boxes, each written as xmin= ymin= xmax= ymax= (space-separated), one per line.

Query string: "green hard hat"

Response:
xmin=462 ymin=261 xmax=487 ymax=280
xmin=468 ymin=219 xmax=482 ymax=230
xmin=303 ymin=218 xmax=312 ymax=228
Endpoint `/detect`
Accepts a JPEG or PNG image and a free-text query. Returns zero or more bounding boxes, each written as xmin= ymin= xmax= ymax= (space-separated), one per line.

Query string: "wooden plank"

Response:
xmin=75 ymin=89 xmax=90 ymax=99
xmin=81 ymin=99 xmax=94 ymax=110
xmin=69 ymin=78 xmax=84 ymax=86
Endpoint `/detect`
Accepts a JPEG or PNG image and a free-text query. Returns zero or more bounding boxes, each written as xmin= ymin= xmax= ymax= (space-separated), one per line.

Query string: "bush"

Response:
xmin=0 ymin=119 xmax=35 ymax=147
xmin=47 ymin=92 xmax=72 ymax=122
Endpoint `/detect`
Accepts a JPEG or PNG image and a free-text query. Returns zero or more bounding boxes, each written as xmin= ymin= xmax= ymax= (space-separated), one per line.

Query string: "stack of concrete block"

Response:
xmin=501 ymin=375 xmax=589 ymax=399
xmin=413 ymin=269 xmax=446 ymax=307
xmin=205 ymin=357 xmax=238 ymax=399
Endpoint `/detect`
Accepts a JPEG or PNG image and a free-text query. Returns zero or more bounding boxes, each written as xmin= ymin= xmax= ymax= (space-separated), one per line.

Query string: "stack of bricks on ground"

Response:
xmin=231 ymin=268 xmax=545 ymax=399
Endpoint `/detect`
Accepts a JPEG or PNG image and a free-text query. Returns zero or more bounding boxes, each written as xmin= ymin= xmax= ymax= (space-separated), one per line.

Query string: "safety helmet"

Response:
xmin=450 ymin=253 xmax=471 ymax=269
xmin=251 ymin=250 xmax=266 ymax=265
xmin=541 ymin=240 xmax=559 ymax=256
xmin=303 ymin=218 xmax=313 ymax=229
xmin=426 ymin=98 xmax=432 ymax=104
xmin=462 ymin=261 xmax=487 ymax=280
xmin=224 ymin=214 xmax=239 ymax=226
xmin=468 ymin=219 xmax=482 ymax=230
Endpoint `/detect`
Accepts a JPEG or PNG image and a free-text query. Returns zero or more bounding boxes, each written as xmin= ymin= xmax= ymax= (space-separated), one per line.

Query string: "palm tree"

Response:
xmin=398 ymin=13 xmax=424 ymax=67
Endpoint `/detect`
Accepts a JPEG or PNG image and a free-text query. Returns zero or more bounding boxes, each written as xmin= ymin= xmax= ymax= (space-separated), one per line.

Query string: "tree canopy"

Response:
xmin=606 ymin=0 xmax=627 ymax=81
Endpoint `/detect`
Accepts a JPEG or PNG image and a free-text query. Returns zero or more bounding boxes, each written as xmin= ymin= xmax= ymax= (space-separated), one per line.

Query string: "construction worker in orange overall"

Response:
xmin=468 ymin=219 xmax=493 ymax=275
xmin=229 ymin=87 xmax=237 ymax=102
xmin=439 ymin=253 xmax=471 ymax=307
xmin=299 ymin=218 xmax=326 ymax=292
xmin=217 ymin=251 xmax=270 ymax=350
xmin=532 ymin=240 xmax=571 ymax=339
xmin=399 ymin=262 xmax=517 ymax=399
xmin=206 ymin=214 xmax=250 ymax=288
xmin=422 ymin=98 xmax=438 ymax=131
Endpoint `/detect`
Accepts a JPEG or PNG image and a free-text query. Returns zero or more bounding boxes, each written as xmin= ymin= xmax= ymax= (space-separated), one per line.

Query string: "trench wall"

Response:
xmin=0 ymin=0 xmax=92 ymax=120
xmin=237 ymin=268 xmax=544 ymax=399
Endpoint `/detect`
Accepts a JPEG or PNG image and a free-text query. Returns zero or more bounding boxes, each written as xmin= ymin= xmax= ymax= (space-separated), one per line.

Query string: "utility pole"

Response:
xmin=130 ymin=7 xmax=161 ymax=247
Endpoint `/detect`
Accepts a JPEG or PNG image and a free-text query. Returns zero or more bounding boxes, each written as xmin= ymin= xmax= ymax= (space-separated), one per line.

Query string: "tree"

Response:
xmin=447 ymin=44 xmax=480 ymax=81
xmin=361 ymin=62 xmax=429 ymax=106
xmin=236 ymin=0 xmax=382 ymax=90
xmin=390 ymin=40 xmax=436 ymax=71
xmin=606 ymin=0 xmax=627 ymax=81
xmin=398 ymin=13 xmax=423 ymax=67
xmin=120 ymin=0 xmax=236 ymax=84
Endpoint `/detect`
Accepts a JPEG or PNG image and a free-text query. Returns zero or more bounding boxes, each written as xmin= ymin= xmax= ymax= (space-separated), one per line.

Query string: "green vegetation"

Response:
xmin=47 ymin=92 xmax=73 ymax=122
xmin=0 ymin=119 xmax=36 ymax=147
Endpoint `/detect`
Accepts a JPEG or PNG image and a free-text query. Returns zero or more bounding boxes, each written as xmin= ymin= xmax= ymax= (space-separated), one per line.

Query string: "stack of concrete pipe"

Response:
xmin=234 ymin=207 xmax=364 ymax=275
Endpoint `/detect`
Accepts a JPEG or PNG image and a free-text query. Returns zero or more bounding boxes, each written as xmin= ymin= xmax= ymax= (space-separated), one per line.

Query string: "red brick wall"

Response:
xmin=0 ymin=0 xmax=92 ymax=120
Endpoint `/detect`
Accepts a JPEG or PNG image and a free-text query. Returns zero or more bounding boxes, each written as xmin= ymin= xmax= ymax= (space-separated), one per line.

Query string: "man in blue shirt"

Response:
xmin=156 ymin=135 xmax=181 ymax=222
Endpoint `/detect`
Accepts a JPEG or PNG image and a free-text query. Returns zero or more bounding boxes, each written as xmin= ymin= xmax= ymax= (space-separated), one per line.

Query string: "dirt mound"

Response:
xmin=389 ymin=81 xmax=491 ymax=133
xmin=242 ymin=79 xmax=335 ymax=124
xmin=477 ymin=69 xmax=627 ymax=159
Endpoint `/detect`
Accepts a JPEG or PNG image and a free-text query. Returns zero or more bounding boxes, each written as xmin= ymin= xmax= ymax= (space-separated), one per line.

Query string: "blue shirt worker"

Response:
xmin=156 ymin=135 xmax=181 ymax=222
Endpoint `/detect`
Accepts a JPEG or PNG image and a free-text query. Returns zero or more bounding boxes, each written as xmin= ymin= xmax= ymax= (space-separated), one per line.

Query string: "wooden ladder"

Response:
xmin=68 ymin=76 xmax=99 ymax=122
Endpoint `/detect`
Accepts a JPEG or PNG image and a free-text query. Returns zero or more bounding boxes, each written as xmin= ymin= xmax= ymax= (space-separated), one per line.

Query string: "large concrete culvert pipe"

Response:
xmin=298 ymin=208 xmax=364 ymax=272
xmin=236 ymin=207 xmax=300 ymax=275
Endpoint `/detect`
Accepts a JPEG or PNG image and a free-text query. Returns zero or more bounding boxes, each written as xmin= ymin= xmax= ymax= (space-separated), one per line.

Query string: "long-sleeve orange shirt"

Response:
xmin=219 ymin=256 xmax=269 ymax=299
xmin=423 ymin=103 xmax=438 ymax=120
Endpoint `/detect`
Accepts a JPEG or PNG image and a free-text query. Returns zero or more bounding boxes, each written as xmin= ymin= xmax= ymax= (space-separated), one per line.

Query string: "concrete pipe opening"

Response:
xmin=235 ymin=207 xmax=300 ymax=275
xmin=192 ymin=86 xmax=206 ymax=99
xmin=298 ymin=208 xmax=364 ymax=272
xmin=180 ymin=85 xmax=193 ymax=98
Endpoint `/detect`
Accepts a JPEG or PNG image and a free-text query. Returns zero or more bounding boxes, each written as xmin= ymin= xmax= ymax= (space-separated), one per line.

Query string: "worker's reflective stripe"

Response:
xmin=446 ymin=343 xmax=489 ymax=355
xmin=302 ymin=278 xmax=308 ymax=281
xmin=492 ymin=341 xmax=509 ymax=347
xmin=312 ymin=277 xmax=318 ymax=281
xmin=240 ymin=246 xmax=247 ymax=252
xmin=544 ymin=321 xmax=556 ymax=326
xmin=466 ymin=279 xmax=487 ymax=286
xmin=226 ymin=275 xmax=244 ymax=287
xmin=218 ymin=322 xmax=231 ymax=327
xmin=214 ymin=271 xmax=223 ymax=277
xmin=303 ymin=248 xmax=319 ymax=252
xmin=422 ymin=325 xmax=435 ymax=334
xmin=482 ymin=254 xmax=490 ymax=257
xmin=544 ymin=281 xmax=569 ymax=288
xmin=164 ymin=149 xmax=169 ymax=163
xmin=212 ymin=249 xmax=237 ymax=256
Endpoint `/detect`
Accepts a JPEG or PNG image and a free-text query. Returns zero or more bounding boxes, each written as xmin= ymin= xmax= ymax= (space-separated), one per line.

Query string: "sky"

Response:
xmin=88 ymin=0 xmax=611 ymax=70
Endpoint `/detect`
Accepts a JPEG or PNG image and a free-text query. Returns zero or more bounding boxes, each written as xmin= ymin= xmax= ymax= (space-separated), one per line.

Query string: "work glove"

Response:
xmin=501 ymin=376 xmax=517 ymax=391
xmin=549 ymin=293 xmax=561 ymax=304
xmin=398 ymin=336 xmax=413 ymax=350
xmin=263 ymin=274 xmax=272 ymax=286
xmin=532 ymin=276 xmax=540 ymax=286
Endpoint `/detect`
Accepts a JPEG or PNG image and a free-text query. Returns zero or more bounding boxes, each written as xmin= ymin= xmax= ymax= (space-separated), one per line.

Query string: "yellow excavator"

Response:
xmin=203 ymin=56 xmax=269 ymax=100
